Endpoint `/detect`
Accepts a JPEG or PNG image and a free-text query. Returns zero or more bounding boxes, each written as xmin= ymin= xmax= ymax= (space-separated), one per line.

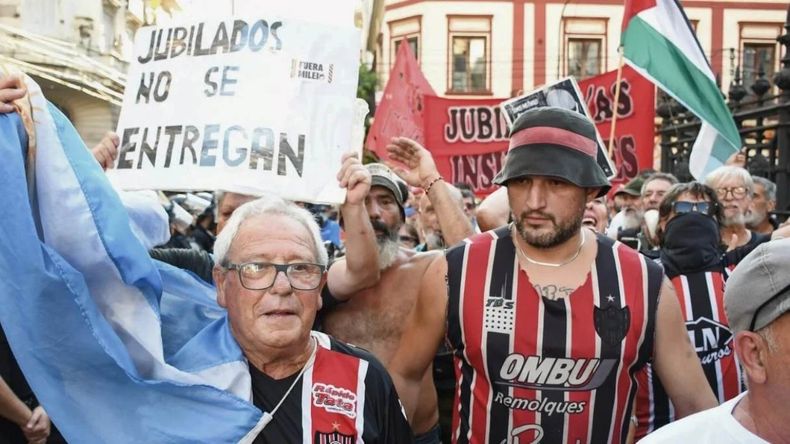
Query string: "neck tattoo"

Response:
xmin=515 ymin=228 xmax=586 ymax=268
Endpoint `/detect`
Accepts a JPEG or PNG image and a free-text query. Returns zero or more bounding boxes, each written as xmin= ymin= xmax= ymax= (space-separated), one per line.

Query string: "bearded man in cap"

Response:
xmin=389 ymin=107 xmax=717 ymax=443
xmin=321 ymin=160 xmax=472 ymax=444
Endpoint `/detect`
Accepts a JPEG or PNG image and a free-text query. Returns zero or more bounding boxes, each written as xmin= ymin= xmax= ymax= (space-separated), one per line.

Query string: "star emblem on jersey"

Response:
xmin=593 ymin=304 xmax=631 ymax=345
xmin=606 ymin=294 xmax=615 ymax=303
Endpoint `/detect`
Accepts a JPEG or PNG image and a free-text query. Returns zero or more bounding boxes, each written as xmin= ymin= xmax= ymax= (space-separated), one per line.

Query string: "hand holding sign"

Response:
xmin=337 ymin=152 xmax=371 ymax=206
xmin=386 ymin=137 xmax=441 ymax=189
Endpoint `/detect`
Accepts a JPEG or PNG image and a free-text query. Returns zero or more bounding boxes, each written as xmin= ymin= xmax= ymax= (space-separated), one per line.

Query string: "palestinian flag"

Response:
xmin=621 ymin=0 xmax=741 ymax=179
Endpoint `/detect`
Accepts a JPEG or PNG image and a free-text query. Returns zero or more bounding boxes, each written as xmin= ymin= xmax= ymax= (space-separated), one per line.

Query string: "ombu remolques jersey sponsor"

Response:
xmin=446 ymin=228 xmax=662 ymax=444
xmin=634 ymin=271 xmax=744 ymax=440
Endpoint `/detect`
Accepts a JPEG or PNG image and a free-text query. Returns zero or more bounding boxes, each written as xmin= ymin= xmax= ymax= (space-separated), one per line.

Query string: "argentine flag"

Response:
xmin=0 ymin=74 xmax=265 ymax=442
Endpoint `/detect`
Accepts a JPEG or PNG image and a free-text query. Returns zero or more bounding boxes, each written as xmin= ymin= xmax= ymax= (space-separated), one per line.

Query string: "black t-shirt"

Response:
xmin=250 ymin=334 xmax=413 ymax=444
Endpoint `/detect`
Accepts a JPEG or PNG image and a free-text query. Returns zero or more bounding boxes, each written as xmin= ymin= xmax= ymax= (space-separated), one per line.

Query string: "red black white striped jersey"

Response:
xmin=634 ymin=271 xmax=744 ymax=440
xmin=445 ymin=227 xmax=662 ymax=444
xmin=250 ymin=331 xmax=413 ymax=444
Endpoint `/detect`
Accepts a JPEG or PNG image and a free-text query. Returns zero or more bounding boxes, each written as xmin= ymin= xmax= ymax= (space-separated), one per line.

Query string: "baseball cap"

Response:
xmin=365 ymin=163 xmax=408 ymax=218
xmin=493 ymin=107 xmax=610 ymax=197
xmin=614 ymin=177 xmax=644 ymax=197
xmin=725 ymin=238 xmax=790 ymax=333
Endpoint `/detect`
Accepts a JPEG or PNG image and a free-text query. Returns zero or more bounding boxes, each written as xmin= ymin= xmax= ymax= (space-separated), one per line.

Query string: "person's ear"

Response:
xmin=733 ymin=331 xmax=768 ymax=384
xmin=214 ymin=266 xmax=228 ymax=308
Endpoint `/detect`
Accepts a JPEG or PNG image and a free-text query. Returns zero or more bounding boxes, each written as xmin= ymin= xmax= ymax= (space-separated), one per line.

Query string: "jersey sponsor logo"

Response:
xmin=496 ymin=354 xmax=617 ymax=391
xmin=496 ymin=423 xmax=544 ymax=444
xmin=594 ymin=301 xmax=630 ymax=345
xmin=494 ymin=391 xmax=587 ymax=415
xmin=313 ymin=430 xmax=355 ymax=444
xmin=312 ymin=383 xmax=357 ymax=419
xmin=486 ymin=295 xmax=514 ymax=310
xmin=686 ymin=317 xmax=733 ymax=364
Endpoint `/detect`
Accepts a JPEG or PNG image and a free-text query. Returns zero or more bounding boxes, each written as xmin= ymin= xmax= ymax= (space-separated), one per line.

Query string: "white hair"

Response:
xmin=213 ymin=196 xmax=328 ymax=268
xmin=704 ymin=166 xmax=754 ymax=196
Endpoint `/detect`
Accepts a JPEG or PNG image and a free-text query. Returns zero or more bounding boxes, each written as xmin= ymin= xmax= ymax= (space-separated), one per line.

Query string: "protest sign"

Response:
xmin=578 ymin=66 xmax=655 ymax=188
xmin=108 ymin=16 xmax=361 ymax=204
xmin=500 ymin=77 xmax=616 ymax=179
xmin=423 ymin=97 xmax=509 ymax=195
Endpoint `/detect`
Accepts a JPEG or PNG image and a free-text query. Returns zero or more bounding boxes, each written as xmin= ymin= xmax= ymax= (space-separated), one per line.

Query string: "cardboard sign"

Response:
xmin=500 ymin=77 xmax=616 ymax=179
xmin=108 ymin=16 xmax=360 ymax=204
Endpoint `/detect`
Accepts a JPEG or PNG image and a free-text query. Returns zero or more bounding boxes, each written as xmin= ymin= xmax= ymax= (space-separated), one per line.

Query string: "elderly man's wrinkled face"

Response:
xmin=747 ymin=182 xmax=775 ymax=227
xmin=642 ymin=179 xmax=673 ymax=211
xmin=215 ymin=214 xmax=325 ymax=354
xmin=713 ymin=176 xmax=751 ymax=227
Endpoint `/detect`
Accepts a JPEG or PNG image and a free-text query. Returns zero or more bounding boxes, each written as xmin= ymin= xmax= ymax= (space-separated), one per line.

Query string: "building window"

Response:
xmin=388 ymin=16 xmax=421 ymax=67
xmin=393 ymin=36 xmax=419 ymax=60
xmin=447 ymin=16 xmax=492 ymax=94
xmin=739 ymin=23 xmax=782 ymax=92
xmin=451 ymin=36 xmax=487 ymax=92
xmin=743 ymin=43 xmax=775 ymax=87
xmin=563 ymin=18 xmax=607 ymax=80
xmin=567 ymin=38 xmax=601 ymax=79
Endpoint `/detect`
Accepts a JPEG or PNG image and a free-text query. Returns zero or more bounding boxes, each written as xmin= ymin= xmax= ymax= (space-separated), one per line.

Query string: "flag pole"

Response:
xmin=608 ymin=46 xmax=625 ymax=159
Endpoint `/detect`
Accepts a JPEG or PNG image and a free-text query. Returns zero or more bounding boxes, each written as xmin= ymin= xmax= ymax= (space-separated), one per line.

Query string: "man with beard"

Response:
xmin=322 ymin=158 xmax=473 ymax=444
xmin=704 ymin=166 xmax=769 ymax=253
xmin=389 ymin=107 xmax=717 ymax=444
xmin=746 ymin=176 xmax=778 ymax=235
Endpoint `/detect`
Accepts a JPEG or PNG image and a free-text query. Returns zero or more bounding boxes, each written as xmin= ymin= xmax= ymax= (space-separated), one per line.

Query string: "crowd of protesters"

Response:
xmin=2 ymin=71 xmax=790 ymax=444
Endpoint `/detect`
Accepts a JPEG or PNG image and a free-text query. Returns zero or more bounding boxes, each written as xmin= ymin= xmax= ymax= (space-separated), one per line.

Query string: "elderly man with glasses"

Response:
xmin=704 ymin=166 xmax=770 ymax=252
xmin=212 ymin=196 xmax=413 ymax=443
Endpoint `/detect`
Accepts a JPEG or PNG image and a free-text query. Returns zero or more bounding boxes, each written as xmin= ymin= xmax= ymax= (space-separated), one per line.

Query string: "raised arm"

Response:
xmin=326 ymin=152 xmax=380 ymax=299
xmin=388 ymin=254 xmax=448 ymax=421
xmin=653 ymin=278 xmax=718 ymax=417
xmin=475 ymin=186 xmax=510 ymax=232
xmin=387 ymin=137 xmax=473 ymax=245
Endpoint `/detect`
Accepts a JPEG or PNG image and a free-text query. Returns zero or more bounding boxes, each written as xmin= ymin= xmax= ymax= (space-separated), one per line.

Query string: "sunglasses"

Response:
xmin=672 ymin=200 xmax=714 ymax=216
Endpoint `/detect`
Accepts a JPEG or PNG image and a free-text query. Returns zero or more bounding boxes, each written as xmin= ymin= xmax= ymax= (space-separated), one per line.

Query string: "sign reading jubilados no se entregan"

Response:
xmin=109 ymin=15 xmax=361 ymax=204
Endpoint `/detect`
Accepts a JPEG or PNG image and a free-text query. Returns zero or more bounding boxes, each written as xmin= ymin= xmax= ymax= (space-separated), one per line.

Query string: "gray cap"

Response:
xmin=365 ymin=163 xmax=408 ymax=218
xmin=725 ymin=238 xmax=790 ymax=333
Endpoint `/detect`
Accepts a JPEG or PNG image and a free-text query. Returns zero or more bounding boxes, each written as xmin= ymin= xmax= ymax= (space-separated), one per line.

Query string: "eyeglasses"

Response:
xmin=672 ymin=200 xmax=714 ymax=216
xmin=225 ymin=262 xmax=325 ymax=291
xmin=716 ymin=186 xmax=748 ymax=199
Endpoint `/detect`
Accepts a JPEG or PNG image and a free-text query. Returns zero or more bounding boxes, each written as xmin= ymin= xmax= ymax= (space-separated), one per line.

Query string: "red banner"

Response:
xmin=578 ymin=65 xmax=655 ymax=190
xmin=423 ymin=97 xmax=509 ymax=195
xmin=368 ymin=58 xmax=655 ymax=196
xmin=366 ymin=42 xmax=435 ymax=157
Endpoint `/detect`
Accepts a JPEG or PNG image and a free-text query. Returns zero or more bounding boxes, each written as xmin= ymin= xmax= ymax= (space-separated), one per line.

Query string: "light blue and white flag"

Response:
xmin=0 ymin=74 xmax=265 ymax=443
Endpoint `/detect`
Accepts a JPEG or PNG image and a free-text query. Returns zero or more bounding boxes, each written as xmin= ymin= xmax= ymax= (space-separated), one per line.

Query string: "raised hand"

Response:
xmin=385 ymin=137 xmax=441 ymax=189
xmin=91 ymin=131 xmax=120 ymax=170
xmin=0 ymin=74 xmax=26 ymax=113
xmin=337 ymin=151 xmax=371 ymax=206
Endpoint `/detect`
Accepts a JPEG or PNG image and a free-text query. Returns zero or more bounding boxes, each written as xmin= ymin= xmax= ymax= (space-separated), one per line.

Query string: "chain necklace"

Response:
xmin=515 ymin=228 xmax=586 ymax=268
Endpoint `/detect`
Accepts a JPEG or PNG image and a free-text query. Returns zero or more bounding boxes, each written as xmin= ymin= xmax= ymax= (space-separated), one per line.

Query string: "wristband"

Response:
xmin=423 ymin=176 xmax=444 ymax=194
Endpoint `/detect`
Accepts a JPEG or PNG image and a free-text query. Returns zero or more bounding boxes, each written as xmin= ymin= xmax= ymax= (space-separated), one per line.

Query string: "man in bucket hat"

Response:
xmin=390 ymin=107 xmax=717 ymax=443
